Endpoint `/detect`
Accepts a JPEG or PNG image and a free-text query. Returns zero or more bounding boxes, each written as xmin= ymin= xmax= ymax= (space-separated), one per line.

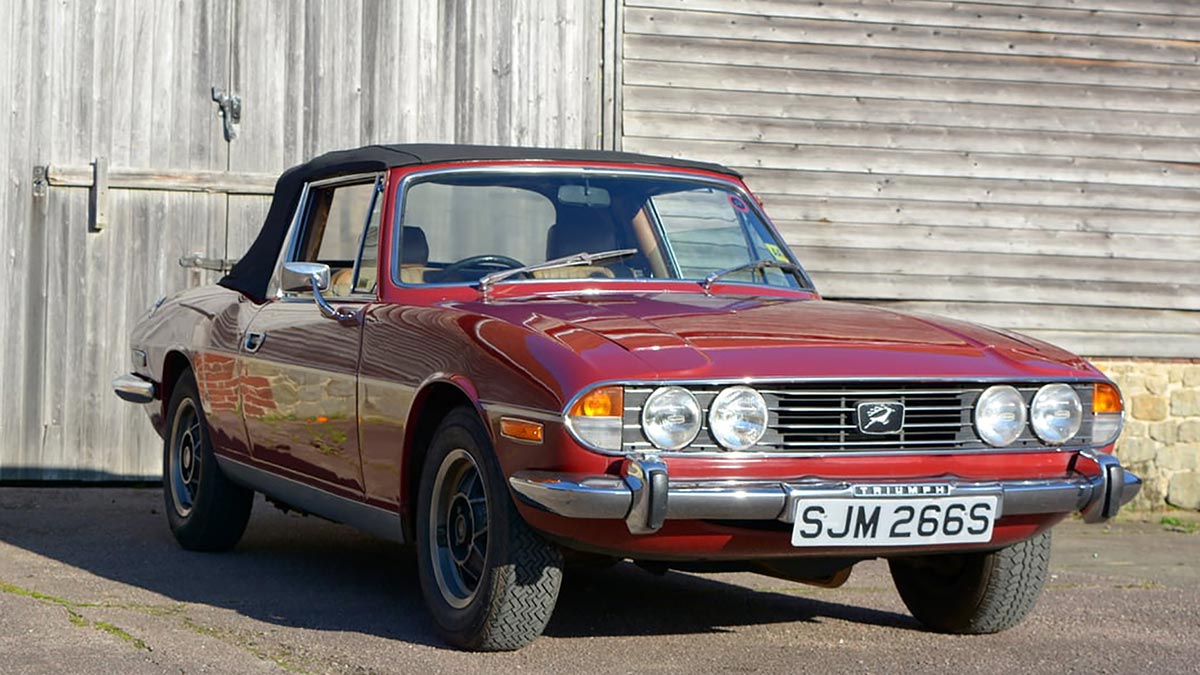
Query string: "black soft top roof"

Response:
xmin=218 ymin=143 xmax=740 ymax=302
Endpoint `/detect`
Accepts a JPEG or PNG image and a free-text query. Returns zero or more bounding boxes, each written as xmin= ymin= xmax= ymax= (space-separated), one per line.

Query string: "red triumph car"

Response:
xmin=114 ymin=144 xmax=1139 ymax=651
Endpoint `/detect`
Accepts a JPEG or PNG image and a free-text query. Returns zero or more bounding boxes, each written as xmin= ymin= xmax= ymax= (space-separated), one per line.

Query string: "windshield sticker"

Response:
xmin=765 ymin=243 xmax=789 ymax=263
xmin=728 ymin=194 xmax=750 ymax=213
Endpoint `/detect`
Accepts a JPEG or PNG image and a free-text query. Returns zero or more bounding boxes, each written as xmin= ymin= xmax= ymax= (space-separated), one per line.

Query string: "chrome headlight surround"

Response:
xmin=641 ymin=386 xmax=702 ymax=450
xmin=974 ymin=385 xmax=1027 ymax=447
xmin=1030 ymin=383 xmax=1083 ymax=445
xmin=708 ymin=386 xmax=768 ymax=450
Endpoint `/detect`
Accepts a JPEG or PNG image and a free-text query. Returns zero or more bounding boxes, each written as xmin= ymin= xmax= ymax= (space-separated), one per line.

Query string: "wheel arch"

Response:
xmin=158 ymin=350 xmax=194 ymax=429
xmin=401 ymin=377 xmax=489 ymax=536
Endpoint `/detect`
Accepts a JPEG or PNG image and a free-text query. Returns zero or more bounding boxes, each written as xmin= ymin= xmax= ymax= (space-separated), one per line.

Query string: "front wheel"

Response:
xmin=416 ymin=408 xmax=563 ymax=651
xmin=889 ymin=530 xmax=1051 ymax=634
xmin=163 ymin=370 xmax=253 ymax=551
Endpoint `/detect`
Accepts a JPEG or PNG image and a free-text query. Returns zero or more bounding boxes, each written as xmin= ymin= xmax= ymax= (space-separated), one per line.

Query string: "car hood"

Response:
xmin=457 ymin=291 xmax=1099 ymax=381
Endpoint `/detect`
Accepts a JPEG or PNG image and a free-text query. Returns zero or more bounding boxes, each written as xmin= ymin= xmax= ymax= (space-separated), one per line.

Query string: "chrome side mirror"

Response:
xmin=281 ymin=261 xmax=330 ymax=293
xmin=280 ymin=262 xmax=359 ymax=324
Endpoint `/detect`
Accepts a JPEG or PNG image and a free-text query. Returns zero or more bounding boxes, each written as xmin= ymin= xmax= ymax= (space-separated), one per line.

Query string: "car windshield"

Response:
xmin=394 ymin=172 xmax=808 ymax=289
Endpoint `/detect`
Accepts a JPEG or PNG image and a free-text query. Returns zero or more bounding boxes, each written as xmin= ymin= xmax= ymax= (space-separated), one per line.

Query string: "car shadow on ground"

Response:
xmin=0 ymin=488 xmax=917 ymax=649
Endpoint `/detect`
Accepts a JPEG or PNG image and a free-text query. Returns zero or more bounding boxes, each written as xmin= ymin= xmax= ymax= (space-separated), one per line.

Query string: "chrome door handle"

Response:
xmin=244 ymin=331 xmax=266 ymax=353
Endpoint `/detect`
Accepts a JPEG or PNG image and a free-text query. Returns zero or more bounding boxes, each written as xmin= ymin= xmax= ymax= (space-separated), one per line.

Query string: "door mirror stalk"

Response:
xmin=280 ymin=262 xmax=360 ymax=324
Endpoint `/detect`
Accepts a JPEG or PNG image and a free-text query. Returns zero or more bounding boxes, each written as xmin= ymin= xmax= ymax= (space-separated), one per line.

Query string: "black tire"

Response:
xmin=163 ymin=369 xmax=253 ymax=551
xmin=889 ymin=530 xmax=1051 ymax=634
xmin=416 ymin=408 xmax=563 ymax=651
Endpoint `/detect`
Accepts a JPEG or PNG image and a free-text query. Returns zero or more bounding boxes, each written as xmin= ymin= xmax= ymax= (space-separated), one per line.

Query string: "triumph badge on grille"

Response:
xmin=856 ymin=401 xmax=905 ymax=435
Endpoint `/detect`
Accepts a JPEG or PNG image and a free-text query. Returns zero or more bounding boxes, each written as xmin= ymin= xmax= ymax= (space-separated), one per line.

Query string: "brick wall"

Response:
xmin=1092 ymin=359 xmax=1200 ymax=511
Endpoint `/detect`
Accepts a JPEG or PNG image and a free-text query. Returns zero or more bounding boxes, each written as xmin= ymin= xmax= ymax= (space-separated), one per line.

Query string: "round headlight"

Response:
xmin=642 ymin=386 xmax=702 ymax=450
xmin=1030 ymin=383 xmax=1082 ymax=445
xmin=708 ymin=386 xmax=768 ymax=450
xmin=974 ymin=385 xmax=1027 ymax=447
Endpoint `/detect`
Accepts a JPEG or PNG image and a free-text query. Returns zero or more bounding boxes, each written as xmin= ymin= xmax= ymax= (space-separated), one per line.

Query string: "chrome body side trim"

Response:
xmin=112 ymin=373 xmax=157 ymax=404
xmin=215 ymin=455 xmax=404 ymax=543
xmin=508 ymin=455 xmax=1142 ymax=535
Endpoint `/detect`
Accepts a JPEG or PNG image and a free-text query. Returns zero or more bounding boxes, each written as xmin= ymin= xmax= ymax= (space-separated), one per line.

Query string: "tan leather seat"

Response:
xmin=329 ymin=268 xmax=355 ymax=296
xmin=541 ymin=214 xmax=626 ymax=279
xmin=398 ymin=226 xmax=434 ymax=284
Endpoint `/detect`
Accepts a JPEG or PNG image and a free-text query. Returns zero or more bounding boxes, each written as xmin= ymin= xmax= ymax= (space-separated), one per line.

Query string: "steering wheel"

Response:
xmin=439 ymin=254 xmax=525 ymax=278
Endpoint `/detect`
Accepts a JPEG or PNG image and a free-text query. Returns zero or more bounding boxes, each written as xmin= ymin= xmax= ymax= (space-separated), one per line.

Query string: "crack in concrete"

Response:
xmin=0 ymin=579 xmax=154 ymax=651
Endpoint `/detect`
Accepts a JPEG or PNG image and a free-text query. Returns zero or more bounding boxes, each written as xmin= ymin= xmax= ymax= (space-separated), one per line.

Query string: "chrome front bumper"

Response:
xmin=112 ymin=373 xmax=156 ymax=404
xmin=509 ymin=453 xmax=1141 ymax=535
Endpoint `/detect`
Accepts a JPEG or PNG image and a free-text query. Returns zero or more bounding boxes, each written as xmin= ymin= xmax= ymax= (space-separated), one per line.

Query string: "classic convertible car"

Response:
xmin=114 ymin=144 xmax=1139 ymax=651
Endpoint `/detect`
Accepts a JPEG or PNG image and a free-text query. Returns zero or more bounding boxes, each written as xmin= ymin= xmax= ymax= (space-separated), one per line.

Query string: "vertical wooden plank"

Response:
xmin=601 ymin=0 xmax=622 ymax=149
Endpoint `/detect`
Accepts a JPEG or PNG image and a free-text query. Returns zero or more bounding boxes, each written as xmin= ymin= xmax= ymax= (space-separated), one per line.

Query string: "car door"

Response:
xmin=239 ymin=173 xmax=384 ymax=497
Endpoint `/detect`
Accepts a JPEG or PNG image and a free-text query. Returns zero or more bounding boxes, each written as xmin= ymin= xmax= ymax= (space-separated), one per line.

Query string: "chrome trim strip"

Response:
xmin=215 ymin=456 xmax=404 ymax=543
xmin=112 ymin=373 xmax=156 ymax=404
xmin=509 ymin=458 xmax=1141 ymax=534
xmin=480 ymin=401 xmax=561 ymax=424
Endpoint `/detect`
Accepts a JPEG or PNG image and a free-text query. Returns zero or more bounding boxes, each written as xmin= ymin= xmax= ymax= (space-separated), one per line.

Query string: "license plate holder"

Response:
xmin=790 ymin=491 xmax=999 ymax=547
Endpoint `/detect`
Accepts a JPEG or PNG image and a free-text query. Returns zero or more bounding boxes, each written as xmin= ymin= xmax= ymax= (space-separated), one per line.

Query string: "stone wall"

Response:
xmin=1091 ymin=359 xmax=1200 ymax=511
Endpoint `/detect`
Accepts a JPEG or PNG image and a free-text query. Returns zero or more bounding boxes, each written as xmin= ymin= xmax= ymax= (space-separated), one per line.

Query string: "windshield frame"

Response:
xmin=388 ymin=165 xmax=816 ymax=292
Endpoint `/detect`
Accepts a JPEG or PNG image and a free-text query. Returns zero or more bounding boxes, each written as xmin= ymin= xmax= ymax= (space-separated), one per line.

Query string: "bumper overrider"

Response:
xmin=509 ymin=452 xmax=1141 ymax=535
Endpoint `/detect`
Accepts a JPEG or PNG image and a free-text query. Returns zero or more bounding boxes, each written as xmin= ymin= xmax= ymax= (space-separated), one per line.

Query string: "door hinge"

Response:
xmin=211 ymin=86 xmax=242 ymax=142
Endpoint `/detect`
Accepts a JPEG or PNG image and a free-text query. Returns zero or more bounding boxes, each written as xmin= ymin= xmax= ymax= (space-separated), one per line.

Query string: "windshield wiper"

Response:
xmin=478 ymin=248 xmax=638 ymax=298
xmin=701 ymin=258 xmax=800 ymax=293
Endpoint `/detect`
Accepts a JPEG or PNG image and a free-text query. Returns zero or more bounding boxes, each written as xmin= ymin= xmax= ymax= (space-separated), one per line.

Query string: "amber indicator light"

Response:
xmin=569 ymin=386 xmax=624 ymax=418
xmin=1093 ymin=383 xmax=1123 ymax=414
xmin=500 ymin=417 xmax=544 ymax=443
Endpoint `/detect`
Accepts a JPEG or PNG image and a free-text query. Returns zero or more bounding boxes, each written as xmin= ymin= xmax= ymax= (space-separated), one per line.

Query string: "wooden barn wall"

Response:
xmin=616 ymin=0 xmax=1200 ymax=358
xmin=0 ymin=0 xmax=602 ymax=480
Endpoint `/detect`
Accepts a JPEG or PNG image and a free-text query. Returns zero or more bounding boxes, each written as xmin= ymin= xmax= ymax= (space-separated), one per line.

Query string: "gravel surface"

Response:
xmin=1 ymin=488 xmax=1196 ymax=674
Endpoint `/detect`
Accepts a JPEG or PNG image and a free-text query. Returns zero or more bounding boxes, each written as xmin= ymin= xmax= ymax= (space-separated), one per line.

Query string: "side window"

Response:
xmin=296 ymin=179 xmax=379 ymax=297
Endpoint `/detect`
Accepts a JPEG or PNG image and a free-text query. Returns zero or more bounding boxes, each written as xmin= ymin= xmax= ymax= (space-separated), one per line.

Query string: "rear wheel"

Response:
xmin=889 ymin=531 xmax=1051 ymax=634
xmin=164 ymin=370 xmax=253 ymax=551
xmin=416 ymin=408 xmax=563 ymax=651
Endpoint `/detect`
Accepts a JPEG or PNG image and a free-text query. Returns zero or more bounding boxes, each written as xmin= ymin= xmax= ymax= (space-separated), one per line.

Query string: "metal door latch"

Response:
xmin=211 ymin=87 xmax=242 ymax=142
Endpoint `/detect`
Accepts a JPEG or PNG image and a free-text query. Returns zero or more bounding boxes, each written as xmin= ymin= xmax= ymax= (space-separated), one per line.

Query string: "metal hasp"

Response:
xmin=90 ymin=156 xmax=109 ymax=232
xmin=211 ymin=87 xmax=242 ymax=142
xmin=32 ymin=165 xmax=48 ymax=198
xmin=178 ymin=253 xmax=238 ymax=272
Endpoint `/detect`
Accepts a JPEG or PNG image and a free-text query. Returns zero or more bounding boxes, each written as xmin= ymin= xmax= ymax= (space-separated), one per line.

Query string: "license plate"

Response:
xmin=790 ymin=494 xmax=998 ymax=547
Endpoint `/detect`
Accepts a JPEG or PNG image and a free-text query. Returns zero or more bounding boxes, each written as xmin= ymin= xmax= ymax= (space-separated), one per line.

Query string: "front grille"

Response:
xmin=621 ymin=381 xmax=1096 ymax=454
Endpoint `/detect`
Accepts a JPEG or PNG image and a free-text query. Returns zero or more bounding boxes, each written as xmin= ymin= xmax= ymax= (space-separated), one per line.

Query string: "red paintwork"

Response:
xmin=131 ymin=158 xmax=1119 ymax=561
xmin=519 ymin=510 xmax=1062 ymax=561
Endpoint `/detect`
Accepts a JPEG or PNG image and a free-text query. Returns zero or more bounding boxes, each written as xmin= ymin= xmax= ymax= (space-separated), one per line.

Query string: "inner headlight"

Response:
xmin=1030 ymin=383 xmax=1082 ymax=444
xmin=642 ymin=386 xmax=702 ymax=450
xmin=708 ymin=386 xmax=768 ymax=450
xmin=974 ymin=385 xmax=1026 ymax=447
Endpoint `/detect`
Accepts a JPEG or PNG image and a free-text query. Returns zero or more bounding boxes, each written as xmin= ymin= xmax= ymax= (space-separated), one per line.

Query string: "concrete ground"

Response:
xmin=0 ymin=488 xmax=1197 ymax=674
